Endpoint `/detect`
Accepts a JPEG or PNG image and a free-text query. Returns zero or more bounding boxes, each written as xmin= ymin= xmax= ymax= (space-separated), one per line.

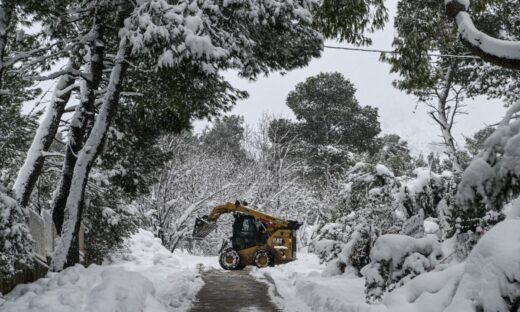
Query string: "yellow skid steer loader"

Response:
xmin=192 ymin=201 xmax=302 ymax=270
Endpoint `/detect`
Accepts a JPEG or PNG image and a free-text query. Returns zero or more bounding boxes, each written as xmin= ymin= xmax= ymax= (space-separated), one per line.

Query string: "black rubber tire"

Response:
xmin=252 ymin=249 xmax=274 ymax=268
xmin=219 ymin=248 xmax=242 ymax=270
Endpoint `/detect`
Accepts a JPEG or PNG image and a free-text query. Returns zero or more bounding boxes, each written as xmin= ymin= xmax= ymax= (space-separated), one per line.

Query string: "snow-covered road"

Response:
xmin=191 ymin=268 xmax=279 ymax=312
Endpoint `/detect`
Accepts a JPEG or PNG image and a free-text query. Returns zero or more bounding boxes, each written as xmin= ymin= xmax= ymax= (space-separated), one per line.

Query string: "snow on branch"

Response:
xmin=445 ymin=0 xmax=520 ymax=69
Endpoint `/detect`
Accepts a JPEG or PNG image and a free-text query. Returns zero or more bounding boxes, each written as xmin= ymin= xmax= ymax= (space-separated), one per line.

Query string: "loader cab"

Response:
xmin=231 ymin=214 xmax=266 ymax=251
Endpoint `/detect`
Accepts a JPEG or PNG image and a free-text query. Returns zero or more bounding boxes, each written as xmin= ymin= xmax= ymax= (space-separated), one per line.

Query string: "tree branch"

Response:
xmin=446 ymin=0 xmax=520 ymax=70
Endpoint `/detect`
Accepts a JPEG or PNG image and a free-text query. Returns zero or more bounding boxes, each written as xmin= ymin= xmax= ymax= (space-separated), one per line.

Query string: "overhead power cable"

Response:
xmin=324 ymin=45 xmax=480 ymax=59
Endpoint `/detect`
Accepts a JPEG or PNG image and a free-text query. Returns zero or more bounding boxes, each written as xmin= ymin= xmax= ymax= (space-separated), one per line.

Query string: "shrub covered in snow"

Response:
xmin=0 ymin=186 xmax=33 ymax=278
xmin=382 ymin=217 xmax=520 ymax=312
xmin=329 ymin=223 xmax=374 ymax=275
xmin=398 ymin=167 xmax=458 ymax=238
xmin=83 ymin=195 xmax=139 ymax=266
xmin=454 ymin=102 xmax=520 ymax=234
xmin=312 ymin=162 xmax=458 ymax=275
xmin=361 ymin=234 xmax=442 ymax=302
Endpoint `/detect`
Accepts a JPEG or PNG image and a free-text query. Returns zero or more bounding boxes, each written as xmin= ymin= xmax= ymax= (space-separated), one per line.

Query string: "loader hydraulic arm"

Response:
xmin=207 ymin=202 xmax=289 ymax=229
xmin=192 ymin=201 xmax=302 ymax=240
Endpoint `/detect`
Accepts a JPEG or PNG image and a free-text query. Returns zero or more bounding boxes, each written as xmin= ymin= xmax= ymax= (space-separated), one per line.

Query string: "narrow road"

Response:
xmin=190 ymin=268 xmax=280 ymax=312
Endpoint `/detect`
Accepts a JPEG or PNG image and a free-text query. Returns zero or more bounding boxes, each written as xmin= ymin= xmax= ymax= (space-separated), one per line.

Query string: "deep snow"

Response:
xmin=252 ymin=217 xmax=520 ymax=312
xmin=251 ymin=249 xmax=386 ymax=312
xmin=0 ymin=230 xmax=218 ymax=312
xmin=2 ymin=218 xmax=518 ymax=312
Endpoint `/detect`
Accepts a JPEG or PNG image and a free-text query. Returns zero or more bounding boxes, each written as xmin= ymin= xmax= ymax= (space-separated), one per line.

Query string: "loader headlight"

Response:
xmin=273 ymin=237 xmax=285 ymax=246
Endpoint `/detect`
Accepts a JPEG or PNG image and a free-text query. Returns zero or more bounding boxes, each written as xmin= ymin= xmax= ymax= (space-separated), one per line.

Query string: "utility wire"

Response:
xmin=324 ymin=45 xmax=480 ymax=59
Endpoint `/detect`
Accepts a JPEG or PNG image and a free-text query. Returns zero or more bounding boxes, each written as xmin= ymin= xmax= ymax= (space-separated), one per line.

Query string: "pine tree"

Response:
xmin=313 ymin=0 xmax=388 ymax=45
xmin=201 ymin=115 xmax=247 ymax=161
xmin=370 ymin=134 xmax=414 ymax=176
xmin=271 ymin=72 xmax=381 ymax=182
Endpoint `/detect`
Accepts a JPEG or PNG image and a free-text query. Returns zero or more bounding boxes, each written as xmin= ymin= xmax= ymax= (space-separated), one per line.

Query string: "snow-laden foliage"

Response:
xmin=399 ymin=167 xmax=458 ymax=236
xmin=455 ymin=101 xmax=520 ymax=232
xmin=382 ymin=214 xmax=520 ymax=312
xmin=310 ymin=163 xmax=401 ymax=271
xmin=445 ymin=218 xmax=520 ymax=311
xmin=124 ymin=0 xmax=323 ymax=77
xmin=310 ymin=160 xmax=457 ymax=273
xmin=0 ymin=186 xmax=32 ymax=278
xmin=361 ymin=235 xmax=442 ymax=302
xmin=83 ymin=195 xmax=139 ymax=266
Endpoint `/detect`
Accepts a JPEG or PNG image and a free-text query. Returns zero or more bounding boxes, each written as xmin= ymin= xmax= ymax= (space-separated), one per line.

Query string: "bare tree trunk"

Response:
xmin=51 ymin=36 xmax=130 ymax=271
xmin=13 ymin=61 xmax=78 ymax=206
xmin=429 ymin=64 xmax=463 ymax=173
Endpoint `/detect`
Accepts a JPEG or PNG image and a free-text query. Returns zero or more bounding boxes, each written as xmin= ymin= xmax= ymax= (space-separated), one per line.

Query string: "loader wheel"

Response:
xmin=219 ymin=248 xmax=242 ymax=270
xmin=252 ymin=249 xmax=273 ymax=268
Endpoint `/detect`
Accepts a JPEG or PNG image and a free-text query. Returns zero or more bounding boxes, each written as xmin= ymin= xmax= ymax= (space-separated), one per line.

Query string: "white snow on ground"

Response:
xmin=383 ymin=263 xmax=465 ymax=312
xmin=251 ymin=250 xmax=386 ymax=312
xmin=0 ymin=229 xmax=218 ymax=312
xmin=253 ymin=217 xmax=520 ymax=312
xmin=445 ymin=218 xmax=520 ymax=311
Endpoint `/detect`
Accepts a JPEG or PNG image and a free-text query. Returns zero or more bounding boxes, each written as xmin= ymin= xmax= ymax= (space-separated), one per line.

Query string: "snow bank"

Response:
xmin=383 ymin=263 xmax=465 ymax=312
xmin=369 ymin=235 xmax=441 ymax=266
xmin=383 ymin=219 xmax=520 ymax=311
xmin=0 ymin=229 xmax=218 ymax=312
xmin=251 ymin=251 xmax=385 ymax=312
xmin=253 ymin=219 xmax=519 ymax=312
xmin=445 ymin=219 xmax=520 ymax=311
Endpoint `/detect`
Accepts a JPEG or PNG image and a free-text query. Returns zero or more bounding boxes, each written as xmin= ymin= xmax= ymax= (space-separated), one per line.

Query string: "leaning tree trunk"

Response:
xmin=13 ymin=61 xmax=78 ymax=206
xmin=51 ymin=36 xmax=130 ymax=271
xmin=52 ymin=26 xmax=105 ymax=236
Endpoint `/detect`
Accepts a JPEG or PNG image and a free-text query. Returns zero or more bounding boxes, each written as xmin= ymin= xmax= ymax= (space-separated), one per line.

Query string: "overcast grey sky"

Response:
xmin=196 ymin=0 xmax=507 ymax=155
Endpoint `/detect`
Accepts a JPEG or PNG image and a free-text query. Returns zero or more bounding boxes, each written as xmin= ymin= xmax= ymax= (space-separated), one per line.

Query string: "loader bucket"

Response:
xmin=192 ymin=216 xmax=217 ymax=240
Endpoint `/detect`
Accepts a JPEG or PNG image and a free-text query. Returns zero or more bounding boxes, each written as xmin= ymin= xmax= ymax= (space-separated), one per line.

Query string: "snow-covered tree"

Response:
xmin=270 ymin=72 xmax=381 ymax=183
xmin=387 ymin=0 xmax=520 ymax=173
xmin=201 ymin=115 xmax=247 ymax=161
xmin=443 ymin=0 xmax=520 ymax=235
xmin=362 ymin=234 xmax=442 ymax=302
xmin=27 ymin=0 xmax=324 ymax=271
xmin=446 ymin=0 xmax=520 ymax=70
xmin=370 ymin=134 xmax=414 ymax=176
xmin=0 ymin=186 xmax=32 ymax=278
xmin=313 ymin=0 xmax=388 ymax=45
